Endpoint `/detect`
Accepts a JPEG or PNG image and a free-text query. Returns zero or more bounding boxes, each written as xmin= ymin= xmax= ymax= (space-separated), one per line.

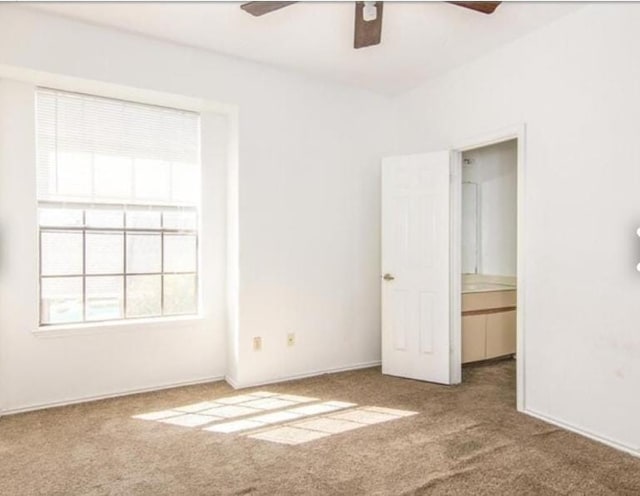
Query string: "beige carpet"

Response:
xmin=1 ymin=360 xmax=639 ymax=495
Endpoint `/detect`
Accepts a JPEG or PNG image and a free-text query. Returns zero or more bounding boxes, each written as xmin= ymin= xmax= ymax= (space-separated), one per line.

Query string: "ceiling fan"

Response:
xmin=240 ymin=1 xmax=501 ymax=49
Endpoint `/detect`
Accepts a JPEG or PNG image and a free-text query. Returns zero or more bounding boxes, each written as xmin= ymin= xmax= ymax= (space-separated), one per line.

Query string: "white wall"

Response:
xmin=0 ymin=6 xmax=394 ymax=411
xmin=462 ymin=140 xmax=517 ymax=276
xmin=394 ymin=4 xmax=640 ymax=455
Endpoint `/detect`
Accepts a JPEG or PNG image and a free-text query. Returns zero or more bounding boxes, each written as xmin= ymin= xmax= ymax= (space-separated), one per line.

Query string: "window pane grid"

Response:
xmin=39 ymin=204 xmax=198 ymax=326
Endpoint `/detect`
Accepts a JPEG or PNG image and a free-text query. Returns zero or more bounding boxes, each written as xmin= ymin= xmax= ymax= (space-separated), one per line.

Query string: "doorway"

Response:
xmin=459 ymin=140 xmax=517 ymax=367
xmin=452 ymin=126 xmax=525 ymax=411
xmin=380 ymin=125 xmax=525 ymax=410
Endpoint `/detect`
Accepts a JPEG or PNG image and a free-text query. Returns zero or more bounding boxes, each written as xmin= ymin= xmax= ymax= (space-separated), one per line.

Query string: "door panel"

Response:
xmin=381 ymin=151 xmax=453 ymax=384
xmin=419 ymin=291 xmax=435 ymax=354
xmin=391 ymin=290 xmax=408 ymax=351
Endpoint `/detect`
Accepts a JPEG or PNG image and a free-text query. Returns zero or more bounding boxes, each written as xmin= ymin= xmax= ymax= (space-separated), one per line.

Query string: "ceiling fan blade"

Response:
xmin=354 ymin=2 xmax=384 ymax=49
xmin=240 ymin=2 xmax=297 ymax=17
xmin=448 ymin=2 xmax=502 ymax=14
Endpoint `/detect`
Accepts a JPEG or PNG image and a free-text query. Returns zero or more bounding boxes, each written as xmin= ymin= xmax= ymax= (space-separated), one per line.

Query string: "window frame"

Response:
xmin=35 ymin=88 xmax=203 ymax=330
xmin=38 ymin=201 xmax=199 ymax=327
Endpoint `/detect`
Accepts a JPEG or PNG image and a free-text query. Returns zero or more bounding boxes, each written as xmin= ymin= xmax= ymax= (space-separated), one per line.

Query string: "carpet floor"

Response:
xmin=1 ymin=359 xmax=639 ymax=496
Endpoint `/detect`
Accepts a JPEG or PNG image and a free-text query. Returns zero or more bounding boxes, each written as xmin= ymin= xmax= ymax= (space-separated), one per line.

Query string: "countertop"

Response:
xmin=462 ymin=274 xmax=517 ymax=294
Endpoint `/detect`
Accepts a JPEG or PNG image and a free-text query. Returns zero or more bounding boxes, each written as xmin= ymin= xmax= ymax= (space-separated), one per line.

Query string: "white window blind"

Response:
xmin=36 ymin=88 xmax=201 ymax=326
xmin=36 ymin=88 xmax=200 ymax=205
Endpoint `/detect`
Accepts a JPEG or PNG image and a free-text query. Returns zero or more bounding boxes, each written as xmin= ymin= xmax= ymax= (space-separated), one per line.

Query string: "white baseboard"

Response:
xmin=225 ymin=360 xmax=382 ymax=390
xmin=2 ymin=361 xmax=383 ymax=415
xmin=524 ymin=407 xmax=639 ymax=458
xmin=0 ymin=375 xmax=225 ymax=417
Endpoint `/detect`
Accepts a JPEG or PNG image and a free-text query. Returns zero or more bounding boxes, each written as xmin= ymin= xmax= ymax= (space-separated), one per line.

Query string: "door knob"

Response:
xmin=383 ymin=273 xmax=395 ymax=281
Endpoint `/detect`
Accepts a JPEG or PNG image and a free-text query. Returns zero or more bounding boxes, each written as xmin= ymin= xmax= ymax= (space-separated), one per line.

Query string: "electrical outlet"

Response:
xmin=287 ymin=333 xmax=295 ymax=347
xmin=253 ymin=336 xmax=262 ymax=351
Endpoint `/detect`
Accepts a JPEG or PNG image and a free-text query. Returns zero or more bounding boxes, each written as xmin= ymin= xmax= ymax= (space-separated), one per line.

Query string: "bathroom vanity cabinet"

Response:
xmin=462 ymin=289 xmax=516 ymax=364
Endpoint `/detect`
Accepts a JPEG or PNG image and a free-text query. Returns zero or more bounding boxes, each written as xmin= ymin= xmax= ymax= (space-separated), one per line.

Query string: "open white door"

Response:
xmin=381 ymin=151 xmax=457 ymax=385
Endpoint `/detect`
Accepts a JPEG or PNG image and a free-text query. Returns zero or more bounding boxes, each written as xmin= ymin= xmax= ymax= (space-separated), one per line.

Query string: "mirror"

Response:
xmin=462 ymin=182 xmax=480 ymax=274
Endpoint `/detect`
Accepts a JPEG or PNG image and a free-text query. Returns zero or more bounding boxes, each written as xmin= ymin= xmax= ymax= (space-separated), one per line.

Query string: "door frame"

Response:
xmin=450 ymin=124 xmax=526 ymax=411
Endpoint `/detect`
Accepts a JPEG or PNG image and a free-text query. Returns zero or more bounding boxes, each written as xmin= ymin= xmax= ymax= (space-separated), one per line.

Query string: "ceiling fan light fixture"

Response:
xmin=240 ymin=1 xmax=501 ymax=51
xmin=362 ymin=1 xmax=377 ymax=22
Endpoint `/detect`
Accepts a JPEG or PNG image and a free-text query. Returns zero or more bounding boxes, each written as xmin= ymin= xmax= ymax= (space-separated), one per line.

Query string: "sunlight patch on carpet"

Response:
xmin=203 ymin=401 xmax=356 ymax=434
xmin=132 ymin=391 xmax=316 ymax=424
xmin=246 ymin=406 xmax=418 ymax=445
xmin=132 ymin=390 xmax=417 ymax=445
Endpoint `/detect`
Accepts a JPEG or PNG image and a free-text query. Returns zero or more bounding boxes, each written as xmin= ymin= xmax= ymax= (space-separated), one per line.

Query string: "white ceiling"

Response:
xmin=30 ymin=2 xmax=581 ymax=94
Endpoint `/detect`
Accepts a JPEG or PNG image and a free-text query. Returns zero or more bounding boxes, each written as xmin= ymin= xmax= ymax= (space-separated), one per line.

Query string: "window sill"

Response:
xmin=33 ymin=314 xmax=205 ymax=338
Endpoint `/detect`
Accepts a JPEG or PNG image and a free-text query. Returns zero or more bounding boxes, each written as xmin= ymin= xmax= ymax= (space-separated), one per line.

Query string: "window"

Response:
xmin=36 ymin=89 xmax=201 ymax=326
